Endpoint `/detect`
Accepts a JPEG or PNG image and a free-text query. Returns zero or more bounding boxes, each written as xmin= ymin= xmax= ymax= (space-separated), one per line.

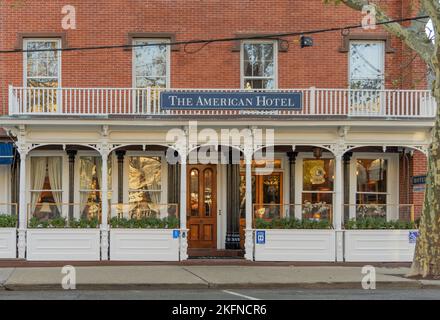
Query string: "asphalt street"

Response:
xmin=0 ymin=288 xmax=439 ymax=300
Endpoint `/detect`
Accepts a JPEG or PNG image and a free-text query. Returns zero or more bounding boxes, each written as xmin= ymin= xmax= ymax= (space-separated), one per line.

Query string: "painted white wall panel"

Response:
xmin=26 ymin=229 xmax=100 ymax=261
xmin=254 ymin=229 xmax=336 ymax=262
xmin=0 ymin=228 xmax=16 ymax=258
xmin=345 ymin=230 xmax=417 ymax=262
xmin=110 ymin=229 xmax=179 ymax=261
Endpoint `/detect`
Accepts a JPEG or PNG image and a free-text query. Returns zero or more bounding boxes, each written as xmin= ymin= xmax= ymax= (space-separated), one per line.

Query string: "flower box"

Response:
xmin=0 ymin=228 xmax=17 ymax=259
xmin=110 ymin=229 xmax=180 ymax=261
xmin=26 ymin=229 xmax=101 ymax=261
xmin=344 ymin=230 xmax=417 ymax=262
xmin=254 ymin=229 xmax=336 ymax=262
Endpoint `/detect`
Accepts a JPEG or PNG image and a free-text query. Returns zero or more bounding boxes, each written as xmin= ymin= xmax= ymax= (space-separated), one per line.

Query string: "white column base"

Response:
xmin=180 ymin=229 xmax=189 ymax=260
xmin=18 ymin=228 xmax=26 ymax=259
xmin=244 ymin=229 xmax=254 ymax=261
xmin=100 ymin=225 xmax=109 ymax=260
xmin=336 ymin=230 xmax=344 ymax=262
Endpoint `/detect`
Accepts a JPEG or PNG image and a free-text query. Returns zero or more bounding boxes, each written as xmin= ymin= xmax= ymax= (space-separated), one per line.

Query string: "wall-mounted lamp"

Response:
xmin=313 ymin=147 xmax=323 ymax=159
xmin=300 ymin=36 xmax=314 ymax=48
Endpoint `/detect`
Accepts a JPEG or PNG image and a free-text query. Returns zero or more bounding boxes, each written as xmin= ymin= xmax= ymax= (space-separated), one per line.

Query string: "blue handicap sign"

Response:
xmin=173 ymin=230 xmax=180 ymax=239
xmin=256 ymin=230 xmax=266 ymax=245
xmin=409 ymin=231 xmax=419 ymax=244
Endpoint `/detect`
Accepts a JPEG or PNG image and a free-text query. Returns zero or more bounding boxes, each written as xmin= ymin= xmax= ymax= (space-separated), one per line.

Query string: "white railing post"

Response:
xmin=309 ymin=87 xmax=316 ymax=115
xmin=8 ymin=85 xmax=15 ymax=115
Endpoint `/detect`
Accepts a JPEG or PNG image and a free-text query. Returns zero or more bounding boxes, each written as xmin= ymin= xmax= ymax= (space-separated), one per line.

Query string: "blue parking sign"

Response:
xmin=256 ymin=231 xmax=266 ymax=244
xmin=173 ymin=230 xmax=180 ymax=239
xmin=409 ymin=231 xmax=419 ymax=243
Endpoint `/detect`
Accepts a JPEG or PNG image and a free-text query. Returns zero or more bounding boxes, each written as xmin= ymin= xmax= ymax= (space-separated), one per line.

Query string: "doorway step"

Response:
xmin=188 ymin=249 xmax=244 ymax=259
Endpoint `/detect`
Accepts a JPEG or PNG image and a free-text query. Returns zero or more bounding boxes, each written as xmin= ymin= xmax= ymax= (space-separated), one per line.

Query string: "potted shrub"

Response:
xmin=26 ymin=217 xmax=101 ymax=261
xmin=254 ymin=217 xmax=336 ymax=262
xmin=0 ymin=214 xmax=17 ymax=259
xmin=109 ymin=216 xmax=181 ymax=261
xmin=344 ymin=217 xmax=418 ymax=262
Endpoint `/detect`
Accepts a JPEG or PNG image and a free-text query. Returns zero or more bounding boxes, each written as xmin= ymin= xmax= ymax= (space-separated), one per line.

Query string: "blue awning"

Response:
xmin=0 ymin=143 xmax=14 ymax=165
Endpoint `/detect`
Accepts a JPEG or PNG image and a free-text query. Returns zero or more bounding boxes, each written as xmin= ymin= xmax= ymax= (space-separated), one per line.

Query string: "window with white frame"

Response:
xmin=355 ymin=158 xmax=388 ymax=218
xmin=349 ymin=41 xmax=384 ymax=90
xmin=133 ymin=39 xmax=169 ymax=88
xmin=242 ymin=41 xmax=276 ymax=89
xmin=24 ymin=39 xmax=61 ymax=112
xmin=128 ymin=156 xmax=162 ymax=218
xmin=30 ymin=156 xmax=63 ymax=220
xmin=78 ymin=156 xmax=112 ymax=220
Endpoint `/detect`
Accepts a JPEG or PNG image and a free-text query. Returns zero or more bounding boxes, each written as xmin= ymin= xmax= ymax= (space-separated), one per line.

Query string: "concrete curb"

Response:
xmin=2 ymin=280 xmax=429 ymax=291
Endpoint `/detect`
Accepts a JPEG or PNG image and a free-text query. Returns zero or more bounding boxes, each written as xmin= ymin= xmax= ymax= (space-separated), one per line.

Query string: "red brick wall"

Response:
xmin=0 ymin=0 xmax=429 ymax=114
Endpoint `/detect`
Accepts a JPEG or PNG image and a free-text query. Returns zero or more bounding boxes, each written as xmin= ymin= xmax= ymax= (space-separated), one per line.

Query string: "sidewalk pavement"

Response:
xmin=1 ymin=265 xmax=440 ymax=290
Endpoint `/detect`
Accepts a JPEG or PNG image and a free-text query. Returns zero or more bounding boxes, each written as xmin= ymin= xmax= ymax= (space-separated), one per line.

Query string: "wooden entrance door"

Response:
xmin=187 ymin=164 xmax=217 ymax=249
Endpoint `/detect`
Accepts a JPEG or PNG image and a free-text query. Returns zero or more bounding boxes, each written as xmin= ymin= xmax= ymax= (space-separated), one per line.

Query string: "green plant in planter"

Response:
xmin=255 ymin=217 xmax=332 ymax=229
xmin=345 ymin=217 xmax=417 ymax=230
xmin=0 ymin=214 xmax=17 ymax=228
xmin=28 ymin=216 xmax=99 ymax=228
xmin=69 ymin=217 xmax=99 ymax=229
xmin=109 ymin=216 xmax=180 ymax=229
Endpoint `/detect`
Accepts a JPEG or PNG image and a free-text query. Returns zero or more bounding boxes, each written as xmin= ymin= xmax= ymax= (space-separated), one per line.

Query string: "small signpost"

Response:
xmin=412 ymin=175 xmax=426 ymax=193
xmin=173 ymin=230 xmax=180 ymax=239
xmin=256 ymin=230 xmax=266 ymax=245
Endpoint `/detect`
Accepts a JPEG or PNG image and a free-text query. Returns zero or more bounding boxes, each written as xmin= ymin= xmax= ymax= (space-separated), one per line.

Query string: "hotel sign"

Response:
xmin=160 ymin=91 xmax=302 ymax=110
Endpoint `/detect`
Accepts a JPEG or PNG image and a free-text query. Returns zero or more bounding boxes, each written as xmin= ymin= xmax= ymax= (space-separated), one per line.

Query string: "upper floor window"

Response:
xmin=349 ymin=41 xmax=384 ymax=90
xmin=133 ymin=39 xmax=170 ymax=88
xmin=241 ymin=41 xmax=277 ymax=89
xmin=24 ymin=39 xmax=61 ymax=88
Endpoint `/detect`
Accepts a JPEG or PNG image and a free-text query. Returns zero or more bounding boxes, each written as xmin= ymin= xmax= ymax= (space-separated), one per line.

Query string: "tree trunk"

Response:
xmin=409 ymin=67 xmax=440 ymax=278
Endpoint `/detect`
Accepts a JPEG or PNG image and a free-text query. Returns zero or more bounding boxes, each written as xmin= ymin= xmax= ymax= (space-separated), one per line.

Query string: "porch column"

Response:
xmin=244 ymin=147 xmax=253 ymax=260
xmin=343 ymin=152 xmax=352 ymax=224
xmin=179 ymin=152 xmax=188 ymax=260
xmin=100 ymin=148 xmax=109 ymax=260
xmin=115 ymin=150 xmax=125 ymax=204
xmin=287 ymin=151 xmax=298 ymax=215
xmin=18 ymin=151 xmax=27 ymax=259
xmin=334 ymin=151 xmax=344 ymax=262
xmin=66 ymin=150 xmax=77 ymax=221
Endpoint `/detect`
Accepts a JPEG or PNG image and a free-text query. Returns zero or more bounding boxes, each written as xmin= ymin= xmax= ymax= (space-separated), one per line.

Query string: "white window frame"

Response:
xmin=123 ymin=152 xmax=168 ymax=206
xmin=295 ymin=152 xmax=335 ymax=220
xmin=132 ymin=38 xmax=171 ymax=89
xmin=240 ymin=40 xmax=278 ymax=90
xmin=23 ymin=39 xmax=62 ymax=88
xmin=349 ymin=153 xmax=399 ymax=221
xmin=26 ymin=151 xmax=68 ymax=218
xmin=74 ymin=152 xmax=117 ymax=219
xmin=348 ymin=40 xmax=385 ymax=90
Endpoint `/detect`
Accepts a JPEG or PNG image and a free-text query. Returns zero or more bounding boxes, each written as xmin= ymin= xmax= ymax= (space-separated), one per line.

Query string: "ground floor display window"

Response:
xmin=127 ymin=156 xmax=163 ymax=218
xmin=301 ymin=158 xmax=334 ymax=222
xmin=78 ymin=156 xmax=112 ymax=220
xmin=30 ymin=156 xmax=63 ymax=220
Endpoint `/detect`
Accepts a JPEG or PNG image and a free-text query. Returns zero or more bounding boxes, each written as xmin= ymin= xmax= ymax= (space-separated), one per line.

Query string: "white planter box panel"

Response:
xmin=27 ymin=229 xmax=101 ymax=261
xmin=344 ymin=230 xmax=417 ymax=262
xmin=0 ymin=228 xmax=16 ymax=259
xmin=254 ymin=229 xmax=336 ymax=262
xmin=110 ymin=229 xmax=179 ymax=261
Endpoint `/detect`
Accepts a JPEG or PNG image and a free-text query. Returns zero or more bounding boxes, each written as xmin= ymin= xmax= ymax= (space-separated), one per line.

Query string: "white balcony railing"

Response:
xmin=8 ymin=86 xmax=437 ymax=118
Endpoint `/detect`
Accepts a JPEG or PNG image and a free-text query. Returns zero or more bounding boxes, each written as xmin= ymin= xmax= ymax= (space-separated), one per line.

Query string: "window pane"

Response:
xmin=262 ymin=175 xmax=281 ymax=204
xmin=242 ymin=42 xmax=275 ymax=86
xmin=302 ymin=192 xmax=332 ymax=221
xmin=128 ymin=156 xmax=162 ymax=191
xmin=135 ymin=77 xmax=166 ymax=88
xmin=134 ymin=40 xmax=168 ymax=88
xmin=303 ymin=159 xmax=334 ymax=191
xmin=350 ymin=42 xmax=384 ymax=79
xmin=204 ymin=169 xmax=213 ymax=217
xmin=355 ymin=194 xmax=387 ymax=218
xmin=356 ymin=159 xmax=387 ymax=192
xmin=26 ymin=41 xmax=59 ymax=80
xmin=79 ymin=156 xmax=112 ymax=190
xmin=190 ymin=169 xmax=199 ymax=216
xmin=239 ymin=175 xmax=256 ymax=218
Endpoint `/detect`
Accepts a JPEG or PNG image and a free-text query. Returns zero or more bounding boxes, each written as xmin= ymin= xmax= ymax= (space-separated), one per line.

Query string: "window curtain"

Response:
xmin=148 ymin=179 xmax=161 ymax=204
xmin=47 ymin=157 xmax=63 ymax=216
xmin=31 ymin=157 xmax=48 ymax=214
xmin=79 ymin=158 xmax=95 ymax=216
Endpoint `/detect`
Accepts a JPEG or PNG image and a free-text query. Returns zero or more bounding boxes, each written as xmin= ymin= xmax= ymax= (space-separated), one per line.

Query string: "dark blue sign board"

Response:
xmin=256 ymin=230 xmax=266 ymax=245
xmin=0 ymin=143 xmax=13 ymax=165
xmin=160 ymin=91 xmax=302 ymax=110
xmin=409 ymin=231 xmax=419 ymax=244
xmin=412 ymin=175 xmax=426 ymax=185
xmin=173 ymin=230 xmax=180 ymax=239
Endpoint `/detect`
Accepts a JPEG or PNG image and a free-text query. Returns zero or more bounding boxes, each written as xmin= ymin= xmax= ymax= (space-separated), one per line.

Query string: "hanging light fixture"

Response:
xmin=312 ymin=147 xmax=323 ymax=159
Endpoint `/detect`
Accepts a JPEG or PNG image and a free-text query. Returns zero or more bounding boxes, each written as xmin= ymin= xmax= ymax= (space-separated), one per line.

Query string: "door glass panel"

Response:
xmin=190 ymin=169 xmax=199 ymax=217
xmin=204 ymin=169 xmax=213 ymax=217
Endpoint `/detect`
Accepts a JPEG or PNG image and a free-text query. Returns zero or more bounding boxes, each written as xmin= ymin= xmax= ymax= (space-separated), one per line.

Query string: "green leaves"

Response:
xmin=345 ymin=217 xmax=417 ymax=230
xmin=109 ymin=216 xmax=179 ymax=229
xmin=28 ymin=217 xmax=99 ymax=229
xmin=0 ymin=214 xmax=17 ymax=228
xmin=255 ymin=217 xmax=332 ymax=229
